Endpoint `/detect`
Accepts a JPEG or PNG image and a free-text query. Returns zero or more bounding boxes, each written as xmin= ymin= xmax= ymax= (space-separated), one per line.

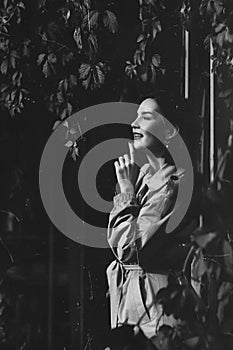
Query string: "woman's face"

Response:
xmin=131 ymin=98 xmax=168 ymax=152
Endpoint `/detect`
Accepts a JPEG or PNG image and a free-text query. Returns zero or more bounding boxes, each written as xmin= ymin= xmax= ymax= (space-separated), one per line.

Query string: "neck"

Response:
xmin=146 ymin=153 xmax=166 ymax=171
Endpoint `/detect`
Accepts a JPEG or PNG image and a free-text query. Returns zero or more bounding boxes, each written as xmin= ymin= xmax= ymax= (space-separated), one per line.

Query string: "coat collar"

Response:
xmin=139 ymin=163 xmax=184 ymax=191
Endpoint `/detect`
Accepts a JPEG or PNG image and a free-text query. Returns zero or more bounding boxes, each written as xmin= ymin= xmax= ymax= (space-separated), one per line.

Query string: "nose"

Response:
xmin=131 ymin=116 xmax=140 ymax=129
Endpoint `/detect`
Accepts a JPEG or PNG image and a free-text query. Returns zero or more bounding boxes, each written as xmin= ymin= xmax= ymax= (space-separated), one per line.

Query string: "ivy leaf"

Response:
xmin=134 ymin=49 xmax=145 ymax=65
xmin=137 ymin=34 xmax=144 ymax=43
xmin=40 ymin=54 xmax=57 ymax=77
xmin=152 ymin=17 xmax=162 ymax=39
xmin=151 ymin=54 xmax=161 ymax=67
xmin=56 ymin=90 xmax=64 ymax=103
xmin=60 ymin=108 xmax=67 ymax=120
xmin=67 ymin=102 xmax=72 ymax=116
xmin=73 ymin=27 xmax=82 ymax=50
xmin=79 ymin=62 xmax=106 ymax=89
xmin=47 ymin=53 xmax=57 ymax=64
xmin=53 ymin=120 xmax=61 ymax=130
xmin=82 ymin=10 xmax=99 ymax=29
xmin=215 ymin=23 xmax=225 ymax=33
xmin=79 ymin=63 xmax=91 ymax=80
xmin=60 ymin=102 xmax=73 ymax=120
xmin=12 ymin=71 xmax=22 ymax=87
xmin=103 ymin=10 xmax=118 ymax=34
xmin=10 ymin=50 xmax=18 ymax=69
xmin=63 ymin=120 xmax=69 ymax=128
xmin=3 ymin=86 xmax=27 ymax=116
xmin=83 ymin=74 xmax=91 ymax=89
xmin=60 ymin=7 xmax=71 ymax=24
xmin=0 ymin=60 xmax=8 ymax=75
xmin=37 ymin=53 xmax=46 ymax=66
xmin=17 ymin=1 xmax=25 ymax=10
xmin=150 ymin=64 xmax=157 ymax=83
xmin=216 ymin=30 xmax=226 ymax=47
xmin=191 ymin=248 xmax=208 ymax=283
xmin=88 ymin=33 xmax=98 ymax=58
xmin=42 ymin=59 xmax=50 ymax=78
xmin=125 ymin=61 xmax=137 ymax=79
xmin=95 ymin=63 xmax=104 ymax=85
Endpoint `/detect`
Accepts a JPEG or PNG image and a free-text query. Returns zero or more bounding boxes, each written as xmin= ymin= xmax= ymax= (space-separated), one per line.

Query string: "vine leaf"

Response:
xmin=37 ymin=53 xmax=46 ymax=66
xmin=73 ymin=27 xmax=82 ymax=50
xmin=88 ymin=33 xmax=98 ymax=59
xmin=103 ymin=10 xmax=118 ymax=33
xmin=151 ymin=54 xmax=161 ymax=67
xmin=79 ymin=63 xmax=92 ymax=80
xmin=79 ymin=62 xmax=106 ymax=89
xmin=37 ymin=53 xmax=57 ymax=78
xmin=82 ymin=10 xmax=99 ymax=29
xmin=0 ymin=60 xmax=8 ymax=75
xmin=125 ymin=61 xmax=137 ymax=78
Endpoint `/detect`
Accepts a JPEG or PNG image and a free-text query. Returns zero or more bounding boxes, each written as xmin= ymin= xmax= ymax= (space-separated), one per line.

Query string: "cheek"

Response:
xmin=144 ymin=134 xmax=160 ymax=148
xmin=144 ymin=122 xmax=166 ymax=141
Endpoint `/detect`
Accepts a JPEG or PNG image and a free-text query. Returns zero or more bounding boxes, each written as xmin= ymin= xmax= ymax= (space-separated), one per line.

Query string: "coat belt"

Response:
xmin=121 ymin=264 xmax=142 ymax=271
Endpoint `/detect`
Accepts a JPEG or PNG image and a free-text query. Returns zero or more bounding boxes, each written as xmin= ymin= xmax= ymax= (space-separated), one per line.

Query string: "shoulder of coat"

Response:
xmin=169 ymin=168 xmax=185 ymax=182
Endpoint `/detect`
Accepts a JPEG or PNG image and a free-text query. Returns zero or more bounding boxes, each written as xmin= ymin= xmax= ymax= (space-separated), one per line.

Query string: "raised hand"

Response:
xmin=114 ymin=142 xmax=140 ymax=193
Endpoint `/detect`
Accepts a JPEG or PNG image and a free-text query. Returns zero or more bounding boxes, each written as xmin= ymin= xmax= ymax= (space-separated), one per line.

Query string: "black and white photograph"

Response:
xmin=0 ymin=0 xmax=233 ymax=349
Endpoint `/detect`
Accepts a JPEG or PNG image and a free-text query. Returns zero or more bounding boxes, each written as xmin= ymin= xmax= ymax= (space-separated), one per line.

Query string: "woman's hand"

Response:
xmin=114 ymin=142 xmax=140 ymax=193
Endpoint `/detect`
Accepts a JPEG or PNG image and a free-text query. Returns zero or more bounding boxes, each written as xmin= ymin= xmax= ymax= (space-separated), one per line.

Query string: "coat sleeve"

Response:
xmin=107 ymin=183 xmax=176 ymax=263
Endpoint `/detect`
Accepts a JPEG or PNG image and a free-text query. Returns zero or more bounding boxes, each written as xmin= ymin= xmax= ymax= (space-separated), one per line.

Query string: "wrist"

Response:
xmin=120 ymin=186 xmax=134 ymax=193
xmin=118 ymin=180 xmax=134 ymax=193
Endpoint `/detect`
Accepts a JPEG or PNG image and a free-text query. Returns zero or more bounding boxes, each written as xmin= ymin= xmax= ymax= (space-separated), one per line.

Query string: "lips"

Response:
xmin=133 ymin=132 xmax=143 ymax=139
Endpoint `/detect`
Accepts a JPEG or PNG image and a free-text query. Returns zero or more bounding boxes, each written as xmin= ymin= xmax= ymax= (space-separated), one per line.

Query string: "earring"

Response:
xmin=164 ymin=139 xmax=169 ymax=148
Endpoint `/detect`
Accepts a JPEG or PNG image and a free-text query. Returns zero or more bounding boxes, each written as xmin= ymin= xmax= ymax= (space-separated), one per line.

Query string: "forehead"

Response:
xmin=137 ymin=98 xmax=162 ymax=115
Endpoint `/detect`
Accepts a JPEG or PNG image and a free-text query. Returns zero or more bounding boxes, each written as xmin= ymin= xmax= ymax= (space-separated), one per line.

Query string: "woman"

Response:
xmin=106 ymin=95 xmax=189 ymax=338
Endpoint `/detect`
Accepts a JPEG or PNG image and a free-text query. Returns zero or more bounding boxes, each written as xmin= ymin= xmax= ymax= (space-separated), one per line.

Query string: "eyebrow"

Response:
xmin=137 ymin=111 xmax=154 ymax=116
xmin=138 ymin=111 xmax=162 ymax=117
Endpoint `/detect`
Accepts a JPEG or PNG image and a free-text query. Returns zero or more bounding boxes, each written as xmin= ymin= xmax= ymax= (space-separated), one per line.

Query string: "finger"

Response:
xmin=128 ymin=141 xmax=135 ymax=164
xmin=114 ymin=161 xmax=120 ymax=177
xmin=118 ymin=156 xmax=125 ymax=168
xmin=123 ymin=154 xmax=130 ymax=166
xmin=114 ymin=161 xmax=122 ymax=185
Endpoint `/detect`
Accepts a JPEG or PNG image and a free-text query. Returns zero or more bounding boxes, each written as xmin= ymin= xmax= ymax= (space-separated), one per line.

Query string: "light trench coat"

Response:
xmin=106 ymin=163 xmax=187 ymax=338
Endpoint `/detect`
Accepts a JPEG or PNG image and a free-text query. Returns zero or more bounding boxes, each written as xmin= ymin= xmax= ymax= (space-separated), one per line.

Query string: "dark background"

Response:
xmin=0 ymin=0 xmax=228 ymax=349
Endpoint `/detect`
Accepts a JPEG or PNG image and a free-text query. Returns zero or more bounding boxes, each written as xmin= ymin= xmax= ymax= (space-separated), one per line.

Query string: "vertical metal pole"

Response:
xmin=80 ymin=241 xmax=84 ymax=349
xmin=210 ymin=38 xmax=215 ymax=183
xmin=199 ymin=89 xmax=206 ymax=228
xmin=184 ymin=29 xmax=189 ymax=100
xmin=48 ymin=223 xmax=54 ymax=350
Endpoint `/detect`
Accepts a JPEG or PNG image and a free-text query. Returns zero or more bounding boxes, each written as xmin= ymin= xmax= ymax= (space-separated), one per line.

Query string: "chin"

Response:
xmin=133 ymin=139 xmax=146 ymax=150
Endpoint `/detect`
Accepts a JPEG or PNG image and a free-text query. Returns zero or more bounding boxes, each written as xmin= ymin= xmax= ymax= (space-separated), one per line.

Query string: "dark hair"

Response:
xmin=138 ymin=90 xmax=183 ymax=131
xmin=138 ymin=90 xmax=196 ymax=165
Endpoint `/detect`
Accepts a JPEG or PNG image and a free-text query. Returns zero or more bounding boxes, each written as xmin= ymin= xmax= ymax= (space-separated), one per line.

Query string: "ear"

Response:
xmin=165 ymin=125 xmax=179 ymax=142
